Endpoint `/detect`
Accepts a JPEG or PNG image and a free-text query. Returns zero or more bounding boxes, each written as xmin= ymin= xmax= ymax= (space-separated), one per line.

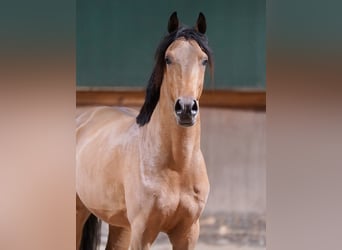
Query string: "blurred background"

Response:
xmin=76 ymin=0 xmax=265 ymax=249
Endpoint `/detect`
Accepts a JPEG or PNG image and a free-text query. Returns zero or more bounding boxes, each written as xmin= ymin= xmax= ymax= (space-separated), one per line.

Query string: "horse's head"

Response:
xmin=136 ymin=12 xmax=213 ymax=127
xmin=164 ymin=12 xmax=209 ymax=127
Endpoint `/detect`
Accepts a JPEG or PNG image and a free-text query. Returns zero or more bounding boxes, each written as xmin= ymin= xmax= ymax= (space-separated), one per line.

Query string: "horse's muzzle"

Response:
xmin=174 ymin=97 xmax=199 ymax=127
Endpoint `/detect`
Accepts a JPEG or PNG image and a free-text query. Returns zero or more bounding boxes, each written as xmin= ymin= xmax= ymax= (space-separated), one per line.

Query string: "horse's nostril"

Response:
xmin=175 ymin=98 xmax=198 ymax=117
xmin=191 ymin=100 xmax=198 ymax=114
xmin=174 ymin=99 xmax=183 ymax=114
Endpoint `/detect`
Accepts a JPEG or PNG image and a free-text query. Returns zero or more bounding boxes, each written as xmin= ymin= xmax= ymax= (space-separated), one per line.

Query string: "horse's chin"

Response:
xmin=176 ymin=118 xmax=196 ymax=127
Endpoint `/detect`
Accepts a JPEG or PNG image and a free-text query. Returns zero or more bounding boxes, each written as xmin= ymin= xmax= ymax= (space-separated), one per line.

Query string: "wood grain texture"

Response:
xmin=76 ymin=89 xmax=266 ymax=110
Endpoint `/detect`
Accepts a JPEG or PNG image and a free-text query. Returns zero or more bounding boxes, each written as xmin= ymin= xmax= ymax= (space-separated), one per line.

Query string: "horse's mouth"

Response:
xmin=176 ymin=116 xmax=196 ymax=127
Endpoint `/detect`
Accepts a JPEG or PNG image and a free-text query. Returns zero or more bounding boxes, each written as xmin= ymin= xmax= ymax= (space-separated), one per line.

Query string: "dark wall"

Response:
xmin=77 ymin=0 xmax=265 ymax=90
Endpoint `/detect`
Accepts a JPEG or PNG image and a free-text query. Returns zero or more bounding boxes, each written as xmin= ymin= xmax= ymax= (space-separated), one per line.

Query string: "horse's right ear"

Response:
xmin=168 ymin=11 xmax=179 ymax=33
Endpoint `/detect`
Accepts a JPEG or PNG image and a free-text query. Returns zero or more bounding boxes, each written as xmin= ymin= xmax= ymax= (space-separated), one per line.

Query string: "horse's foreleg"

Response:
xmin=76 ymin=194 xmax=91 ymax=250
xmin=105 ymin=225 xmax=131 ymax=250
xmin=168 ymin=220 xmax=200 ymax=250
xmin=129 ymin=217 xmax=159 ymax=250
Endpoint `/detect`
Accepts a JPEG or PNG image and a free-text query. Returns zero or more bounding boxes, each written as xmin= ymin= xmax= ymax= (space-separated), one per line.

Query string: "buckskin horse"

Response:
xmin=76 ymin=11 xmax=213 ymax=250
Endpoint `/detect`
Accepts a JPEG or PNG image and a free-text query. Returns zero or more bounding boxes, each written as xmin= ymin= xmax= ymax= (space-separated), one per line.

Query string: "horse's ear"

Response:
xmin=168 ymin=11 xmax=179 ymax=33
xmin=195 ymin=12 xmax=206 ymax=34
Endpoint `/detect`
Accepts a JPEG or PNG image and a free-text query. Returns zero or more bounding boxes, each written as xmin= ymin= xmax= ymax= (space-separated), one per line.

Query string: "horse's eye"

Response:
xmin=202 ymin=59 xmax=208 ymax=66
xmin=165 ymin=57 xmax=172 ymax=65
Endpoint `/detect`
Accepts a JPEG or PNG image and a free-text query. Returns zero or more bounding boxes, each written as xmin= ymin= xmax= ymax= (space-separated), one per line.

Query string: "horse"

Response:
xmin=76 ymin=11 xmax=213 ymax=250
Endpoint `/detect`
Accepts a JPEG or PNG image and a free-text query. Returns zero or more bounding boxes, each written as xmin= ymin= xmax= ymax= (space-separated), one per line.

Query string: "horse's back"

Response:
xmin=76 ymin=106 xmax=138 ymax=129
xmin=76 ymin=106 xmax=138 ymax=144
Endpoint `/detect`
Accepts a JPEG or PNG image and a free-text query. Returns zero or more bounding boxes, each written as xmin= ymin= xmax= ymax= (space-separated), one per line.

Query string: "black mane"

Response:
xmin=136 ymin=26 xmax=213 ymax=127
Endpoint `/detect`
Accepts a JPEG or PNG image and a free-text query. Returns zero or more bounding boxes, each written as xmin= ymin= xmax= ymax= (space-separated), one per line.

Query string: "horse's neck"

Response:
xmin=143 ymin=103 xmax=201 ymax=169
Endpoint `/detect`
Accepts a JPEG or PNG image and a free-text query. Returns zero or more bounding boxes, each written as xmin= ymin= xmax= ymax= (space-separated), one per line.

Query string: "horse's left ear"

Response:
xmin=195 ymin=12 xmax=206 ymax=34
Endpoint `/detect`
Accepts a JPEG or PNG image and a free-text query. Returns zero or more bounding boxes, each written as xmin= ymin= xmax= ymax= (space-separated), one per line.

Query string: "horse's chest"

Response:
xmin=156 ymin=184 xmax=208 ymax=227
xmin=178 ymin=191 xmax=206 ymax=218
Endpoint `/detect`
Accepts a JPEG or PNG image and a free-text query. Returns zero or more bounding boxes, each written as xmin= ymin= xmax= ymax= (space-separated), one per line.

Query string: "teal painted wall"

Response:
xmin=77 ymin=0 xmax=265 ymax=90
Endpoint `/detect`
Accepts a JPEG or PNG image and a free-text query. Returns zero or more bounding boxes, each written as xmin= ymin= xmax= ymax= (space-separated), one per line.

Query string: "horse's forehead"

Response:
xmin=166 ymin=39 xmax=204 ymax=58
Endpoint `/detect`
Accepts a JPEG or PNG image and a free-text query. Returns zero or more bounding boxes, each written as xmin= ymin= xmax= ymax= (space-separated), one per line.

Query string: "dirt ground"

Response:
xmin=151 ymin=243 xmax=263 ymax=250
xmin=99 ymin=212 xmax=266 ymax=250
